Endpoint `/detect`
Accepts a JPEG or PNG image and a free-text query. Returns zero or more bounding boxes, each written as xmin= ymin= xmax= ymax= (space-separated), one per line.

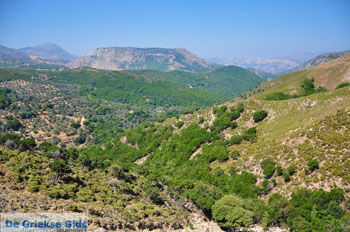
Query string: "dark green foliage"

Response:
xmin=307 ymin=159 xmax=319 ymax=172
xmin=229 ymin=171 xmax=260 ymax=198
xmin=262 ymin=179 xmax=270 ymax=194
xmin=5 ymin=119 xmax=24 ymax=131
xmin=302 ymin=78 xmax=327 ymax=96
xmin=175 ymin=120 xmax=184 ymax=128
xmin=243 ymin=127 xmax=258 ymax=142
xmin=230 ymin=135 xmax=244 ymax=144
xmin=265 ymin=92 xmax=298 ymax=101
xmin=0 ymin=133 xmax=21 ymax=145
xmin=198 ymin=116 xmax=205 ymax=124
xmin=71 ymin=121 xmax=81 ymax=129
xmin=287 ymin=166 xmax=297 ymax=175
xmin=244 ymin=198 xmax=267 ymax=224
xmin=261 ymin=158 xmax=276 ymax=179
xmin=286 ymin=189 xmax=345 ymax=231
xmin=267 ymin=194 xmax=290 ymax=225
xmin=302 ymin=78 xmax=315 ymax=95
xmin=20 ymin=137 xmax=36 ymax=151
xmin=109 ymin=164 xmax=125 ymax=179
xmin=213 ymin=106 xmax=228 ymax=115
xmin=0 ymin=89 xmax=11 ymax=109
xmin=336 ymin=82 xmax=350 ymax=89
xmin=75 ymin=135 xmax=86 ymax=144
xmin=276 ymin=166 xmax=283 ymax=176
xmin=253 ymin=110 xmax=268 ymax=123
xmin=283 ymin=173 xmax=291 ymax=182
xmin=144 ymin=184 xmax=164 ymax=205
xmin=19 ymin=111 xmax=36 ymax=119
xmin=49 ymin=159 xmax=70 ymax=178
xmin=210 ymin=114 xmax=234 ymax=132
xmin=187 ymin=182 xmax=222 ymax=213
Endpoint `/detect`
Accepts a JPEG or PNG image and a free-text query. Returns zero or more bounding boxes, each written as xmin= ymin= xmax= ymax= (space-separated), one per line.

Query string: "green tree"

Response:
xmin=49 ymin=159 xmax=70 ymax=180
xmin=212 ymin=195 xmax=254 ymax=229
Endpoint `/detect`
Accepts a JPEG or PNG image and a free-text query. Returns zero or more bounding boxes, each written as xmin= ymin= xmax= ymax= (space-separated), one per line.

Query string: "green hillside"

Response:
xmin=130 ymin=65 xmax=265 ymax=99
xmin=1 ymin=58 xmax=350 ymax=231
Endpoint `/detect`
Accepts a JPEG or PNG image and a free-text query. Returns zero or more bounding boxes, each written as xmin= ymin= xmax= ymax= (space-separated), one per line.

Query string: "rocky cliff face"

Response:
xmin=69 ymin=47 xmax=219 ymax=72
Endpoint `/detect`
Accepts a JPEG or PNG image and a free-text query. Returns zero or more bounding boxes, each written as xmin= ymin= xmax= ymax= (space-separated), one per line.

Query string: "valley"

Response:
xmin=0 ymin=48 xmax=349 ymax=231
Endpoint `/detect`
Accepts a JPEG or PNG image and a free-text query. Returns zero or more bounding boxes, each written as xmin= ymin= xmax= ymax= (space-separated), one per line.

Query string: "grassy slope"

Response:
xmin=253 ymin=56 xmax=350 ymax=99
xmin=160 ymin=57 xmax=350 ymax=197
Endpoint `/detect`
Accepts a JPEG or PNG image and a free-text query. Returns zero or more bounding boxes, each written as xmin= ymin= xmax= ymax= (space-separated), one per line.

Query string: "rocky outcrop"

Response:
xmin=68 ymin=47 xmax=219 ymax=72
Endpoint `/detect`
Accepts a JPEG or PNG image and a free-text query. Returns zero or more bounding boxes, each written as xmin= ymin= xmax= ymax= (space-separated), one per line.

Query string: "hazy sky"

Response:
xmin=0 ymin=0 xmax=349 ymax=58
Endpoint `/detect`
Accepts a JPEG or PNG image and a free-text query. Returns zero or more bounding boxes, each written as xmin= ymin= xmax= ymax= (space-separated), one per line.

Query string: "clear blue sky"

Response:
xmin=0 ymin=0 xmax=349 ymax=58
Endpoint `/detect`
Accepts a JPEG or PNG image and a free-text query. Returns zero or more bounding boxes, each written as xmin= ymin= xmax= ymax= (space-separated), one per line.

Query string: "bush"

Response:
xmin=0 ymin=91 xmax=11 ymax=109
xmin=283 ymin=173 xmax=291 ymax=182
xmin=75 ymin=135 xmax=86 ymax=144
xmin=276 ymin=166 xmax=283 ymax=176
xmin=213 ymin=106 xmax=228 ymax=115
xmin=71 ymin=121 xmax=81 ymax=129
xmin=267 ymin=194 xmax=289 ymax=225
xmin=307 ymin=159 xmax=319 ymax=172
xmin=230 ymin=135 xmax=244 ymax=144
xmin=49 ymin=159 xmax=70 ymax=179
xmin=265 ymin=92 xmax=294 ymax=101
xmin=198 ymin=117 xmax=205 ymax=124
xmin=5 ymin=119 xmax=24 ymax=131
xmin=212 ymin=195 xmax=254 ymax=229
xmin=187 ymin=182 xmax=222 ymax=214
xmin=261 ymin=158 xmax=276 ymax=179
xmin=253 ymin=110 xmax=268 ymax=123
xmin=144 ymin=184 xmax=164 ymax=205
xmin=287 ymin=166 xmax=297 ymax=175
xmin=175 ymin=121 xmax=184 ymax=128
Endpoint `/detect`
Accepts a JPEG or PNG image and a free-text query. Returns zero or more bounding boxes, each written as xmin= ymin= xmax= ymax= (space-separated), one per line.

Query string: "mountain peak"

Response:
xmin=34 ymin=42 xmax=62 ymax=50
xmin=19 ymin=42 xmax=77 ymax=63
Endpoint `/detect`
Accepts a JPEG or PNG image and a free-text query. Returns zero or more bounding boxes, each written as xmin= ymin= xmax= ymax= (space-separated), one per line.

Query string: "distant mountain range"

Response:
xmin=68 ymin=47 xmax=219 ymax=72
xmin=1 ymin=43 xmax=349 ymax=75
xmin=209 ymin=57 xmax=304 ymax=75
xmin=298 ymin=50 xmax=350 ymax=70
xmin=0 ymin=43 xmax=76 ymax=66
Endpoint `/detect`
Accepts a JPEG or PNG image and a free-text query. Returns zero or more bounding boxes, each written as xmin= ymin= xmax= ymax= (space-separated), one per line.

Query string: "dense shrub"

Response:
xmin=71 ymin=121 xmax=81 ymax=129
xmin=187 ymin=182 xmax=222 ymax=214
xmin=0 ymin=90 xmax=11 ymax=109
xmin=287 ymin=166 xmax=297 ymax=175
xmin=253 ymin=110 xmax=268 ymax=123
xmin=307 ymin=159 xmax=319 ymax=172
xmin=261 ymin=158 xmax=276 ymax=179
xmin=49 ymin=159 xmax=70 ymax=179
xmin=212 ymin=195 xmax=254 ymax=229
xmin=5 ymin=119 xmax=24 ymax=131
xmin=265 ymin=92 xmax=296 ymax=101
xmin=276 ymin=166 xmax=283 ymax=176
xmin=175 ymin=121 xmax=184 ymax=128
